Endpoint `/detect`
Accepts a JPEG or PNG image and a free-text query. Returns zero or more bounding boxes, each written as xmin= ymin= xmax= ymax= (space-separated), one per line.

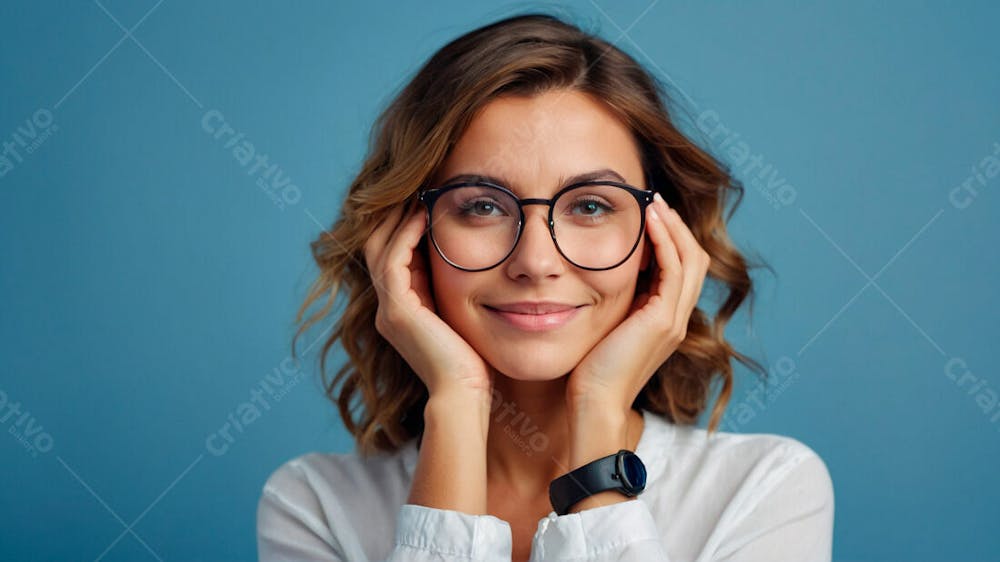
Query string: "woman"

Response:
xmin=257 ymin=12 xmax=834 ymax=562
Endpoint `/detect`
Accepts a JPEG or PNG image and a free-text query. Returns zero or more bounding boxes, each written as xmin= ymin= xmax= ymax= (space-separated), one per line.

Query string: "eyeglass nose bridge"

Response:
xmin=518 ymin=198 xmax=557 ymax=225
xmin=509 ymin=197 xmax=560 ymax=254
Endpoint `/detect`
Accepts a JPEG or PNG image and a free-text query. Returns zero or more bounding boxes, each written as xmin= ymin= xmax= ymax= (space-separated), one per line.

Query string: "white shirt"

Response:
xmin=257 ymin=408 xmax=834 ymax=561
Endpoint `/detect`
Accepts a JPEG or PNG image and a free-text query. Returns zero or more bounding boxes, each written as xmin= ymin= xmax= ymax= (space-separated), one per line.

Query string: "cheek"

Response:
xmin=427 ymin=249 xmax=454 ymax=307
xmin=427 ymin=248 xmax=478 ymax=326
xmin=594 ymin=256 xmax=643 ymax=305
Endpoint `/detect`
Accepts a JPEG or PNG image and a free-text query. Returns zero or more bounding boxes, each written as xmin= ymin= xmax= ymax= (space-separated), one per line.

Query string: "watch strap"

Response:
xmin=548 ymin=449 xmax=637 ymax=516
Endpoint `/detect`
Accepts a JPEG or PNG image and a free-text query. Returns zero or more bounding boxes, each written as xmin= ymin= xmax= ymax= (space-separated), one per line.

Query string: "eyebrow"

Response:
xmin=437 ymin=168 xmax=629 ymax=191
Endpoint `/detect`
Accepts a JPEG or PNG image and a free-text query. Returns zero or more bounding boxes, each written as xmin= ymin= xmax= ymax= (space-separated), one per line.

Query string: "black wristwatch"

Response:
xmin=548 ymin=449 xmax=647 ymax=516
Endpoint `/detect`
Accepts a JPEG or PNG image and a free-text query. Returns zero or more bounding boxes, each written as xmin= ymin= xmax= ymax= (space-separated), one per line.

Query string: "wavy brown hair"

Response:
xmin=292 ymin=11 xmax=770 ymax=456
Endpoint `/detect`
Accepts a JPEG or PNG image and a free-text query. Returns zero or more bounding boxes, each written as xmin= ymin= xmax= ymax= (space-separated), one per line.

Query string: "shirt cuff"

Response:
xmin=391 ymin=503 xmax=512 ymax=561
xmin=531 ymin=499 xmax=661 ymax=560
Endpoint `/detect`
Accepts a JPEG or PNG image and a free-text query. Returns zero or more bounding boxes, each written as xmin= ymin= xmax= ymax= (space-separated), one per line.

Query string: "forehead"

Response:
xmin=431 ymin=90 xmax=645 ymax=193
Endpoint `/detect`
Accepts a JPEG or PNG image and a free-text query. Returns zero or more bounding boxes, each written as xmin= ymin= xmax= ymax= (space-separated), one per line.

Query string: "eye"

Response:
xmin=458 ymin=197 xmax=509 ymax=217
xmin=570 ymin=197 xmax=613 ymax=216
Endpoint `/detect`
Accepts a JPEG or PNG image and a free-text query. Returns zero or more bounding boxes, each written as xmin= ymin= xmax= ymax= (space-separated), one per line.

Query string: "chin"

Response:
xmin=497 ymin=368 xmax=569 ymax=382
xmin=484 ymin=347 xmax=580 ymax=382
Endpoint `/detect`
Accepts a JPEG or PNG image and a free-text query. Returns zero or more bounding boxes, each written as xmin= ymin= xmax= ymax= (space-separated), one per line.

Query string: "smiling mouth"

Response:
xmin=483 ymin=305 xmax=584 ymax=331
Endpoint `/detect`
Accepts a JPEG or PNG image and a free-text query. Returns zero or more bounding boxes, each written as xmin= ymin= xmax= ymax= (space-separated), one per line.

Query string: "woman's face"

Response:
xmin=425 ymin=89 xmax=651 ymax=381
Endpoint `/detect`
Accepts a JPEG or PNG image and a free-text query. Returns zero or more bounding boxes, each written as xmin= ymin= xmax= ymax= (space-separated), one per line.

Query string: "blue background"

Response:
xmin=2 ymin=1 xmax=998 ymax=561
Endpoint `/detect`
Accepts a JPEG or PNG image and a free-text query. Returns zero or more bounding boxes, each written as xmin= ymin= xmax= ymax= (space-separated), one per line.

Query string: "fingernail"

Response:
xmin=654 ymin=192 xmax=667 ymax=206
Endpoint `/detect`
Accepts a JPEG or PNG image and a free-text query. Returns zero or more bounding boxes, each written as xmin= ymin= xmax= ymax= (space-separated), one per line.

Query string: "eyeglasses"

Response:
xmin=418 ymin=180 xmax=655 ymax=271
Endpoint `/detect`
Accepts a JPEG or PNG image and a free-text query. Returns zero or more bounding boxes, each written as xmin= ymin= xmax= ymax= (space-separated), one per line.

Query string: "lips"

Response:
xmin=484 ymin=301 xmax=584 ymax=331
xmin=486 ymin=301 xmax=581 ymax=314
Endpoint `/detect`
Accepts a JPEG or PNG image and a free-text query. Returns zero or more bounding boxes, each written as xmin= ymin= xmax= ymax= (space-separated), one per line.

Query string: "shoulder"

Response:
xmin=260 ymin=443 xmax=416 ymax=507
xmin=256 ymin=443 xmax=417 ymax=546
xmin=678 ymin=423 xmax=831 ymax=483
xmin=668 ymin=422 xmax=834 ymax=513
xmin=259 ymin=452 xmax=350 ymax=513
xmin=643 ymin=410 xmax=831 ymax=486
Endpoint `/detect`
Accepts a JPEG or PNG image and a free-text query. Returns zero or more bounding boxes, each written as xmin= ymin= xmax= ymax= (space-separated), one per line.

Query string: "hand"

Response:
xmin=565 ymin=192 xmax=712 ymax=415
xmin=363 ymin=202 xmax=495 ymax=400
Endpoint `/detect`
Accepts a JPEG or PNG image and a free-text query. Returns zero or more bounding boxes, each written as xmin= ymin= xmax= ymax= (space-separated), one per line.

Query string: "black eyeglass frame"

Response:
xmin=417 ymin=179 xmax=656 ymax=272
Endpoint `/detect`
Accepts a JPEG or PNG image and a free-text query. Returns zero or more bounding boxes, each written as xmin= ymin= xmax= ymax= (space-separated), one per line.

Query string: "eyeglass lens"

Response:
xmin=428 ymin=183 xmax=642 ymax=270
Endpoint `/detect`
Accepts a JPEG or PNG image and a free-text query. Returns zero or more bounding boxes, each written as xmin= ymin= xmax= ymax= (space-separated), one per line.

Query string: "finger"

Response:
xmin=380 ymin=206 xmax=429 ymax=297
xmin=658 ymin=202 xmax=702 ymax=265
xmin=656 ymin=200 xmax=710 ymax=318
xmin=363 ymin=204 xmax=404 ymax=273
xmin=645 ymin=198 xmax=683 ymax=315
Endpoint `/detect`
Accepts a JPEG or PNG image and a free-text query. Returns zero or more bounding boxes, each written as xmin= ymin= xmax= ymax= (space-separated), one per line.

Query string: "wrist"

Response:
xmin=552 ymin=447 xmax=647 ymax=515
xmin=424 ymin=389 xmax=492 ymax=437
xmin=412 ymin=389 xmax=490 ymax=513
xmin=567 ymin=408 xmax=629 ymax=471
xmin=566 ymin=490 xmax=634 ymax=514
xmin=567 ymin=391 xmax=629 ymax=422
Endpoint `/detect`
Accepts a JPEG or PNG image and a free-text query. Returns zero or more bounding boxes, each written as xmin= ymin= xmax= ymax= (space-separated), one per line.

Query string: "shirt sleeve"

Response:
xmin=529 ymin=499 xmax=672 ymax=561
xmin=711 ymin=449 xmax=835 ymax=562
xmin=390 ymin=504 xmax=512 ymax=561
xmin=256 ymin=462 xmax=513 ymax=561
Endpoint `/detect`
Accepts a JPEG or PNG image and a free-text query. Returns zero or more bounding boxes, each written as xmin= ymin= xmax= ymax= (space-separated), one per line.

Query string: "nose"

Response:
xmin=503 ymin=205 xmax=566 ymax=280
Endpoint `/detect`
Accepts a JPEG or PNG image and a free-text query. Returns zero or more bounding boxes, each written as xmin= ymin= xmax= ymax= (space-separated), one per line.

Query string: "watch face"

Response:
xmin=620 ymin=452 xmax=647 ymax=492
